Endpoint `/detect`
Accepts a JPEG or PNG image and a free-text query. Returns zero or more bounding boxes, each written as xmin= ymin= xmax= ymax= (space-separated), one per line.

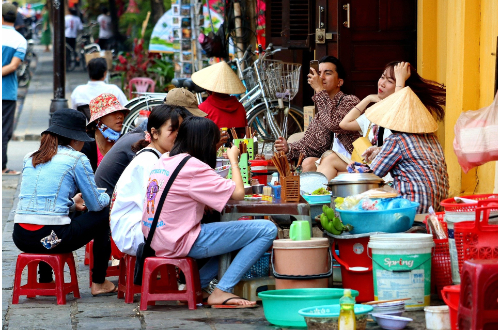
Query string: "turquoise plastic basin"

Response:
xmin=258 ymin=288 xmax=359 ymax=327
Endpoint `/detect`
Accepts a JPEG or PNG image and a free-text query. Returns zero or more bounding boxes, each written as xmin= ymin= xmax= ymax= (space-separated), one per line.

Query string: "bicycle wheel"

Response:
xmin=247 ymin=102 xmax=304 ymax=142
xmin=121 ymin=98 xmax=165 ymax=134
xmin=18 ymin=68 xmax=31 ymax=87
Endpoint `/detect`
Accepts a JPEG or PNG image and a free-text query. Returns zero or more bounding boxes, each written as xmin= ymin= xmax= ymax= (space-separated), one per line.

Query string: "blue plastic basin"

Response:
xmin=258 ymin=288 xmax=359 ymax=327
xmin=336 ymin=201 xmax=419 ymax=234
xmin=302 ymin=193 xmax=332 ymax=204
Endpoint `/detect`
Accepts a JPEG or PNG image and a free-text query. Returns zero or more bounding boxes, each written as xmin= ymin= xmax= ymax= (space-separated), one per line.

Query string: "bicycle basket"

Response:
xmin=242 ymin=66 xmax=258 ymax=91
xmin=255 ymin=59 xmax=284 ymax=99
xmin=277 ymin=62 xmax=302 ymax=101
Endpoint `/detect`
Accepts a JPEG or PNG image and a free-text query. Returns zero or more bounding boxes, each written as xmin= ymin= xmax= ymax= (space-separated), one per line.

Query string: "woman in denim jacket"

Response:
xmin=13 ymin=109 xmax=117 ymax=296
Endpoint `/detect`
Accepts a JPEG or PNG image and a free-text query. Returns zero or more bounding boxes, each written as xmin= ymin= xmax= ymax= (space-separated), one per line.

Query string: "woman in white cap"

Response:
xmin=191 ymin=61 xmax=247 ymax=133
xmin=317 ymin=61 xmax=446 ymax=180
xmin=81 ymin=93 xmax=130 ymax=172
xmin=13 ymin=109 xmax=117 ymax=296
xmin=364 ymin=87 xmax=449 ymax=214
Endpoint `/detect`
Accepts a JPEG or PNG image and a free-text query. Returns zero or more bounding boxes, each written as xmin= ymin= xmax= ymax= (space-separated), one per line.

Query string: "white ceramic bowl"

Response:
xmin=372 ymin=314 xmax=413 ymax=330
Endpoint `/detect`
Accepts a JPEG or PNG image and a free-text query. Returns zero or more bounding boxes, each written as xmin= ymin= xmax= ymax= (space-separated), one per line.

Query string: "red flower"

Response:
xmin=118 ymin=55 xmax=127 ymax=65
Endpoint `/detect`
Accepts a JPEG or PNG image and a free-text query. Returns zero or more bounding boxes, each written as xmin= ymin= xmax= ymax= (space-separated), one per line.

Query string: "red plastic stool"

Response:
xmin=458 ymin=259 xmax=498 ymax=330
xmin=12 ymin=253 xmax=80 ymax=305
xmin=84 ymin=242 xmax=91 ymax=265
xmin=117 ymin=255 xmax=142 ymax=303
xmin=88 ymin=240 xmax=120 ymax=287
xmin=140 ymin=257 xmax=202 ymax=310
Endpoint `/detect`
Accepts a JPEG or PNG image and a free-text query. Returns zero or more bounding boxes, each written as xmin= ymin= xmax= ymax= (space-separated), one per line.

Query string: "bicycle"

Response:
xmin=120 ymin=43 xmax=304 ymax=140
xmin=17 ymin=39 xmax=35 ymax=87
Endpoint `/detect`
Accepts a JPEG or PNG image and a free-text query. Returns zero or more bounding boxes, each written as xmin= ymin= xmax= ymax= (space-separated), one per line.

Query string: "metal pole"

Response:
xmin=49 ymin=0 xmax=68 ymax=124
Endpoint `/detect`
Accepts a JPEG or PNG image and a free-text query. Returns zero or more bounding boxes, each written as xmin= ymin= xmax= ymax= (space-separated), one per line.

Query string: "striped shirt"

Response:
xmin=287 ymin=90 xmax=361 ymax=161
xmin=371 ymin=133 xmax=449 ymax=213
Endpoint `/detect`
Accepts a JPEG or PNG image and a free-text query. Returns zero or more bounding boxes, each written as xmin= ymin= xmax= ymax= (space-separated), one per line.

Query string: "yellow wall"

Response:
xmin=417 ymin=0 xmax=498 ymax=197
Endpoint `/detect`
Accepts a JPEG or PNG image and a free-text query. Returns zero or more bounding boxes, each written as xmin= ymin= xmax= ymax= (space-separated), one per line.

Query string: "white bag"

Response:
xmin=453 ymin=93 xmax=498 ymax=173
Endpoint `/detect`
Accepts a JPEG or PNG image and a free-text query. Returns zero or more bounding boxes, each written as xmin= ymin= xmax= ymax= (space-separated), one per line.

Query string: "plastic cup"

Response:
xmin=97 ymin=188 xmax=106 ymax=194
xmin=289 ymin=220 xmax=311 ymax=241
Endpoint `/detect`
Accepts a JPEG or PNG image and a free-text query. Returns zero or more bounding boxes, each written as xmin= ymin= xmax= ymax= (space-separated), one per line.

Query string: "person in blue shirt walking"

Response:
xmin=2 ymin=2 xmax=27 ymax=175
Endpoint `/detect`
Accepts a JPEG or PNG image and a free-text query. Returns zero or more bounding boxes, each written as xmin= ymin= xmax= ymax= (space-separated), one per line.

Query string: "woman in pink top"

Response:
xmin=142 ymin=117 xmax=277 ymax=308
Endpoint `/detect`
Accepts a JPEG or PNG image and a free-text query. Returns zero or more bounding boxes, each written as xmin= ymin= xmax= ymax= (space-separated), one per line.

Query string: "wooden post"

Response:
xmin=233 ymin=1 xmax=244 ymax=60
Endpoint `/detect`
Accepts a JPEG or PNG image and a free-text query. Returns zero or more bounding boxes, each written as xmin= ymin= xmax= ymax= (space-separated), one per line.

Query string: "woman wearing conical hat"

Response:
xmin=363 ymin=85 xmax=449 ymax=214
xmin=191 ymin=61 xmax=247 ymax=132
xmin=316 ymin=61 xmax=446 ymax=181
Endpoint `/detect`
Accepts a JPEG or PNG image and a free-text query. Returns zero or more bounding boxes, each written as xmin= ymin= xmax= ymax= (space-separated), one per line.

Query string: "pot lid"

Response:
xmin=327 ymin=173 xmax=384 ymax=185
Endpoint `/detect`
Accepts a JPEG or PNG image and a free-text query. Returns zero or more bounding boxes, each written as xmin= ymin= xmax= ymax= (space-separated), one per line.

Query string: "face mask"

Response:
xmin=96 ymin=120 xmax=121 ymax=143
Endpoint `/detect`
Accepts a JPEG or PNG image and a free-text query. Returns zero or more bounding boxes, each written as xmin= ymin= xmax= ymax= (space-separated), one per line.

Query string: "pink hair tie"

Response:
xmin=145 ymin=131 xmax=151 ymax=143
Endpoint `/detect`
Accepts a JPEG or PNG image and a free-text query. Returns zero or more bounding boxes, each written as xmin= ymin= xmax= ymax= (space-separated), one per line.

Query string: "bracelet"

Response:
xmin=396 ymin=85 xmax=403 ymax=87
xmin=231 ymin=162 xmax=240 ymax=167
xmin=354 ymin=106 xmax=363 ymax=113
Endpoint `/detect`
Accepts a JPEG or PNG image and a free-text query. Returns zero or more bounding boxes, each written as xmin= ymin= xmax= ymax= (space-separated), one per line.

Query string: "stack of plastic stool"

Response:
xmin=12 ymin=253 xmax=80 ymax=305
xmin=234 ymin=276 xmax=275 ymax=301
xmin=458 ymin=259 xmax=498 ymax=330
xmin=140 ymin=257 xmax=202 ymax=310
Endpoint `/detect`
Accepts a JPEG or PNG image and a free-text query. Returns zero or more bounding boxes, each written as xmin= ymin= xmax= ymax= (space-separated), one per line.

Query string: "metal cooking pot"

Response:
xmin=327 ymin=173 xmax=385 ymax=207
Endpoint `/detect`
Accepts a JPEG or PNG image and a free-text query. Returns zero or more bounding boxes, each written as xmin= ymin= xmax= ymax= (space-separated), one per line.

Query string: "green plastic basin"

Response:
xmin=258 ymin=288 xmax=359 ymax=327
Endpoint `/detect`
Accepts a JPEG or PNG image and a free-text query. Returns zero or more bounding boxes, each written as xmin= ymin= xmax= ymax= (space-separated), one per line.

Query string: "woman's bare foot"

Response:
xmin=207 ymin=288 xmax=256 ymax=306
xmin=91 ymin=279 xmax=117 ymax=296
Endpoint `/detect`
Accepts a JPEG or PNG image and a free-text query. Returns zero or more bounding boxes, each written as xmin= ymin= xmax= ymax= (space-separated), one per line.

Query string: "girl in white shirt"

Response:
xmin=110 ymin=105 xmax=193 ymax=256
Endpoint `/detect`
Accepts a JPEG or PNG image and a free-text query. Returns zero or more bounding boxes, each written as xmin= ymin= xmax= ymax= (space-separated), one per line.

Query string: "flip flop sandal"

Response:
xmin=2 ymin=169 xmax=20 ymax=175
xmin=91 ymin=284 xmax=118 ymax=297
xmin=211 ymin=296 xmax=258 ymax=309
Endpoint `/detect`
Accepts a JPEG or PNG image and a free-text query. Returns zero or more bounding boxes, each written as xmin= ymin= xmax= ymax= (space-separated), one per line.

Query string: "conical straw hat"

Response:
xmin=365 ymin=86 xmax=438 ymax=133
xmin=191 ymin=61 xmax=246 ymax=95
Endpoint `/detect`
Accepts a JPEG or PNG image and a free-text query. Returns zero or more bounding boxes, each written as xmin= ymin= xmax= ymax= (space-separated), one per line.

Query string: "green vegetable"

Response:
xmin=319 ymin=205 xmax=353 ymax=235
xmin=311 ymin=187 xmax=330 ymax=195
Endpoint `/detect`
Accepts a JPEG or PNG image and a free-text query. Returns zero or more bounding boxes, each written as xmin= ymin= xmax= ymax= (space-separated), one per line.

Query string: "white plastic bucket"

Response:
xmin=424 ymin=305 xmax=451 ymax=329
xmin=368 ymin=234 xmax=434 ymax=311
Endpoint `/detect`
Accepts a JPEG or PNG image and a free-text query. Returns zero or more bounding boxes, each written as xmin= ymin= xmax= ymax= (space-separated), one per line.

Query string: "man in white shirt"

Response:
xmin=65 ymin=8 xmax=83 ymax=61
xmin=71 ymin=58 xmax=128 ymax=109
xmin=97 ymin=7 xmax=112 ymax=50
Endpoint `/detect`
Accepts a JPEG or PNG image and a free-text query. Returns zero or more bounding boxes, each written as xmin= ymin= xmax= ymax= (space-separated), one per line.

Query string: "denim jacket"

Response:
xmin=14 ymin=145 xmax=110 ymax=225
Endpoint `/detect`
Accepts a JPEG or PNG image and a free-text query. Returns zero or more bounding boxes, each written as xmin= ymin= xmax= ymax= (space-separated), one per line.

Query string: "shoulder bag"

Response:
xmin=133 ymin=155 xmax=192 ymax=285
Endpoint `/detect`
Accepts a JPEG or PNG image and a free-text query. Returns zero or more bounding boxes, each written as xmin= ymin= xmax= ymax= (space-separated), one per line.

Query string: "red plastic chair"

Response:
xmin=117 ymin=254 xmax=142 ymax=303
xmin=458 ymin=259 xmax=498 ymax=330
xmin=12 ymin=253 xmax=80 ymax=305
xmin=139 ymin=257 xmax=202 ymax=310
xmin=128 ymin=77 xmax=155 ymax=99
xmin=88 ymin=240 xmax=120 ymax=287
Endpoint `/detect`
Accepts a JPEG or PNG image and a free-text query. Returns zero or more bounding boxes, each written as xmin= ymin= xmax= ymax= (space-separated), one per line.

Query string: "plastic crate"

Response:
xmin=454 ymin=201 xmax=498 ymax=274
xmin=440 ymin=194 xmax=498 ymax=212
xmin=424 ymin=212 xmax=453 ymax=299
xmin=242 ymin=253 xmax=270 ymax=279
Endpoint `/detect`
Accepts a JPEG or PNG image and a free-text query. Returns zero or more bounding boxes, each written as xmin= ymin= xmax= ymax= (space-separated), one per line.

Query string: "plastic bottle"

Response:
xmin=338 ymin=289 xmax=356 ymax=330
xmin=270 ymin=172 xmax=279 ymax=186
xmin=134 ymin=110 xmax=150 ymax=127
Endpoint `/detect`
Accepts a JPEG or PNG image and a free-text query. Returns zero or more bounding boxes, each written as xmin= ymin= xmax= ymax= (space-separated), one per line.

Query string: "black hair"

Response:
xmin=384 ymin=61 xmax=446 ymax=121
xmin=69 ymin=8 xmax=78 ymax=16
xmin=131 ymin=105 xmax=194 ymax=152
xmin=3 ymin=12 xmax=16 ymax=23
xmin=170 ymin=117 xmax=220 ymax=169
xmin=101 ymin=6 xmax=109 ymax=14
xmin=88 ymin=58 xmax=107 ymax=80
xmin=12 ymin=2 xmax=19 ymax=7
xmin=319 ymin=56 xmax=346 ymax=80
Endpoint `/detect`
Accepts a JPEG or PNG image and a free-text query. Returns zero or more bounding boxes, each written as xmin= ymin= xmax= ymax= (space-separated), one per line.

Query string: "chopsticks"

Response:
xmin=271 ymin=151 xmax=294 ymax=178
xmin=230 ymin=128 xmax=238 ymax=140
xmin=362 ymin=298 xmax=411 ymax=305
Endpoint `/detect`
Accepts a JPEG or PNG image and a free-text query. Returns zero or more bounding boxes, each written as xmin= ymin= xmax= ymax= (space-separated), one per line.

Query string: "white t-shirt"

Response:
xmin=110 ymin=148 xmax=163 ymax=255
xmin=65 ymin=15 xmax=83 ymax=38
xmin=97 ymin=14 xmax=112 ymax=39
xmin=355 ymin=114 xmax=392 ymax=145
xmin=71 ymin=81 xmax=128 ymax=109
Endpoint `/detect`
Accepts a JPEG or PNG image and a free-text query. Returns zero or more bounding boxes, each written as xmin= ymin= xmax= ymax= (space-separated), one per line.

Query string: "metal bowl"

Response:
xmin=327 ymin=173 xmax=385 ymax=208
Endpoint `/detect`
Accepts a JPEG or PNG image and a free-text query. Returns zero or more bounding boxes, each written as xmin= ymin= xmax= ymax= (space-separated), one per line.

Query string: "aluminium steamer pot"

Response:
xmin=327 ymin=173 xmax=385 ymax=207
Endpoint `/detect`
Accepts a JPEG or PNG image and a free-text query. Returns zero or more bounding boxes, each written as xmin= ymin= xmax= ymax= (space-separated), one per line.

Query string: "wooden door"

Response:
xmin=314 ymin=0 xmax=417 ymax=98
